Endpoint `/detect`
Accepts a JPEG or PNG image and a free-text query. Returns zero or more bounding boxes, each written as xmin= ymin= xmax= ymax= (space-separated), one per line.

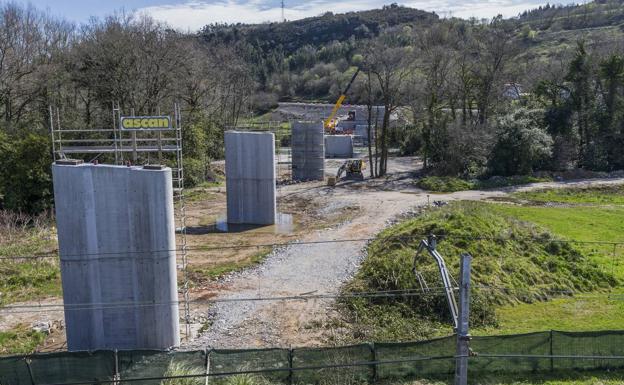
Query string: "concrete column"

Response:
xmin=225 ymin=131 xmax=276 ymax=225
xmin=52 ymin=163 xmax=179 ymax=351
xmin=292 ymin=122 xmax=325 ymax=181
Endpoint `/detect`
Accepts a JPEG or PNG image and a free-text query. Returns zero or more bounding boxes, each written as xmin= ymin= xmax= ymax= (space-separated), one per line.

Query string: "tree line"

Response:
xmin=0 ymin=1 xmax=623 ymax=215
xmin=0 ymin=3 xmax=255 ymax=214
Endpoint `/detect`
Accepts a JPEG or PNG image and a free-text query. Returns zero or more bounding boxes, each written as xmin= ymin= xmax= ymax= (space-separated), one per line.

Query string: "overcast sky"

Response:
xmin=27 ymin=0 xmax=582 ymax=31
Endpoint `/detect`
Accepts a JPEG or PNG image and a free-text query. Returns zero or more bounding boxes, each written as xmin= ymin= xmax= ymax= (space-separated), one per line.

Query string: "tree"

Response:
xmin=363 ymin=32 xmax=415 ymax=176
xmin=489 ymin=108 xmax=553 ymax=176
xmin=565 ymin=41 xmax=596 ymax=167
xmin=471 ymin=17 xmax=516 ymax=125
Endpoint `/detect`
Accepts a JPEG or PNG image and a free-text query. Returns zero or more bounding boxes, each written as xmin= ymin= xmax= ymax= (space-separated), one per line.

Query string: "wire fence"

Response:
xmin=2 ymin=330 xmax=624 ymax=385
xmin=0 ymin=234 xmax=622 ymax=260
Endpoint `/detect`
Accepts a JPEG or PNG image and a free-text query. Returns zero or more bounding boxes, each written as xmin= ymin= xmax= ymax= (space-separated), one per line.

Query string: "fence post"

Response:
xmin=454 ymin=253 xmax=472 ymax=385
xmin=369 ymin=342 xmax=378 ymax=382
xmin=288 ymin=348 xmax=294 ymax=385
xmin=549 ymin=330 xmax=554 ymax=372
xmin=205 ymin=348 xmax=211 ymax=385
xmin=113 ymin=350 xmax=120 ymax=385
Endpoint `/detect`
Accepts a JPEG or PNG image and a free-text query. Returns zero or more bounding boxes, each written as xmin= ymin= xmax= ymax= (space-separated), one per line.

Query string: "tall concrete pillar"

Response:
xmin=225 ymin=131 xmax=276 ymax=225
xmin=292 ymin=122 xmax=325 ymax=181
xmin=52 ymin=163 xmax=179 ymax=351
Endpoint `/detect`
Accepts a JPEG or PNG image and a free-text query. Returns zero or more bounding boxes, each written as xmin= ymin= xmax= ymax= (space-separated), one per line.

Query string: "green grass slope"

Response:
xmin=343 ymin=201 xmax=618 ymax=342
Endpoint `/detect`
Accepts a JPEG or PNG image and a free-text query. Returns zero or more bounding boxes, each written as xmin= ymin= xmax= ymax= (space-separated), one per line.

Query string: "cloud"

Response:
xmin=139 ymin=0 xmax=569 ymax=31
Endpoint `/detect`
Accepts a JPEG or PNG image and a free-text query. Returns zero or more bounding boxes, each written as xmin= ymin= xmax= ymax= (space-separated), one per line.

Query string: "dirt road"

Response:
xmin=183 ymin=159 xmax=624 ymax=349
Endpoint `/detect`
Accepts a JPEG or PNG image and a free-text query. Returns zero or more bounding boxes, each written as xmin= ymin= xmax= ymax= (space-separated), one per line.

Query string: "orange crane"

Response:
xmin=323 ymin=68 xmax=361 ymax=134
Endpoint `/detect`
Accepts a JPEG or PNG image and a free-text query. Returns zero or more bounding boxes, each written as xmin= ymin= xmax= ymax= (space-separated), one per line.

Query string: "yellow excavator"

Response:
xmin=336 ymin=159 xmax=365 ymax=181
xmin=324 ymin=68 xmax=361 ymax=134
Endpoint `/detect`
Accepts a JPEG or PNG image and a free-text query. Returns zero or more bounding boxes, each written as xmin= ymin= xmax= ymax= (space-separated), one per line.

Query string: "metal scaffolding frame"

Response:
xmin=49 ymin=103 xmax=192 ymax=342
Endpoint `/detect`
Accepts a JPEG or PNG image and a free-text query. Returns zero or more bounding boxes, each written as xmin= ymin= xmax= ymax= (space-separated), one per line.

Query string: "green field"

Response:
xmin=514 ymin=185 xmax=624 ymax=205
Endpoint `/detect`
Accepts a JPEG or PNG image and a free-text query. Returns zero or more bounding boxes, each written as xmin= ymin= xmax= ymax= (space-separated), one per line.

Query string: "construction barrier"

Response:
xmin=1 ymin=330 xmax=624 ymax=384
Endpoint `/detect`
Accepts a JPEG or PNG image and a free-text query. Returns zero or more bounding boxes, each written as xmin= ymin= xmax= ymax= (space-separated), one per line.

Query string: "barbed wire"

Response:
xmin=0 ymin=233 xmax=621 ymax=261
xmin=0 ymin=288 xmax=451 ymax=313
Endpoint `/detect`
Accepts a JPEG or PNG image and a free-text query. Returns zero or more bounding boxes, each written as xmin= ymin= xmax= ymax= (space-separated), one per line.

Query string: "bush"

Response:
xmin=489 ymin=108 xmax=553 ymax=176
xmin=416 ymin=176 xmax=474 ymax=192
xmin=0 ymin=134 xmax=53 ymax=214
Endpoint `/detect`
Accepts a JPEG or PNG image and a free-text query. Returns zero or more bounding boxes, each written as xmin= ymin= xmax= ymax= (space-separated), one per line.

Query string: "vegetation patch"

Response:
xmin=416 ymin=176 xmax=552 ymax=193
xmin=0 ymin=260 xmax=61 ymax=305
xmin=513 ymin=185 xmax=624 ymax=205
xmin=342 ymin=201 xmax=617 ymax=342
xmin=416 ymin=177 xmax=474 ymax=192
xmin=0 ymin=211 xmax=60 ymax=305
xmin=187 ymin=247 xmax=272 ymax=285
xmin=0 ymin=324 xmax=46 ymax=355
xmin=476 ymin=175 xmax=551 ymax=189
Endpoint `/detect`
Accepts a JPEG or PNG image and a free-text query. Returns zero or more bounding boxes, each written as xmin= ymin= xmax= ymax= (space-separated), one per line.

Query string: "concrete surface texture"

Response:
xmin=52 ymin=163 xmax=179 ymax=351
xmin=225 ymin=131 xmax=276 ymax=224
xmin=291 ymin=122 xmax=325 ymax=181
xmin=324 ymin=135 xmax=354 ymax=158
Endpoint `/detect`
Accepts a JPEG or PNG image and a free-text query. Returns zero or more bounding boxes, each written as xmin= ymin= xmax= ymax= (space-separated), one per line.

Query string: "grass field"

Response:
xmin=514 ymin=185 xmax=624 ymax=205
xmin=346 ymin=184 xmax=624 ymax=343
xmin=0 ymin=212 xmax=59 ymax=306
xmin=0 ymin=324 xmax=46 ymax=355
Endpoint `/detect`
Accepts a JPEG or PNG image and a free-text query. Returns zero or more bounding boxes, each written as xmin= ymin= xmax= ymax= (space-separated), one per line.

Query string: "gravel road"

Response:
xmin=183 ymin=158 xmax=624 ymax=349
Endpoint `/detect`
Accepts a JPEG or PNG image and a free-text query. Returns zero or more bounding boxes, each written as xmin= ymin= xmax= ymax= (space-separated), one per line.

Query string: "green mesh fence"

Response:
xmin=1 ymin=330 xmax=623 ymax=385
xmin=375 ymin=336 xmax=456 ymax=380
xmin=292 ymin=343 xmax=373 ymax=384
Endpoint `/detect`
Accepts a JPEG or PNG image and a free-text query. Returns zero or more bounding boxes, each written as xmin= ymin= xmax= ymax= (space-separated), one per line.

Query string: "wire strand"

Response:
xmin=0 ymin=234 xmax=622 ymax=261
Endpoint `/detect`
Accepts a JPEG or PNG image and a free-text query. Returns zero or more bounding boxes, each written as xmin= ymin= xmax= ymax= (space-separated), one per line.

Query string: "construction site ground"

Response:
xmin=2 ymin=155 xmax=624 ymax=353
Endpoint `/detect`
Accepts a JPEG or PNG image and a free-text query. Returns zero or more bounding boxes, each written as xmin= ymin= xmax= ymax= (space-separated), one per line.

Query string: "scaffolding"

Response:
xmin=49 ymin=103 xmax=192 ymax=342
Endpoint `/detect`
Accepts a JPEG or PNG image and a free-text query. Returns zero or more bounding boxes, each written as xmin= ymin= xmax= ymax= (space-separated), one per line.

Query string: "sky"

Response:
xmin=26 ymin=0 xmax=580 ymax=31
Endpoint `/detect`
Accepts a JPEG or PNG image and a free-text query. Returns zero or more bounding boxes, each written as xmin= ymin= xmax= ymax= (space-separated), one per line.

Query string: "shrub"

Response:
xmin=416 ymin=176 xmax=474 ymax=192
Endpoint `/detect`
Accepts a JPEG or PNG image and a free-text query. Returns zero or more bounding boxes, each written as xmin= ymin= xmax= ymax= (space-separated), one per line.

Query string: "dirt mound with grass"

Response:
xmin=342 ymin=201 xmax=617 ymax=341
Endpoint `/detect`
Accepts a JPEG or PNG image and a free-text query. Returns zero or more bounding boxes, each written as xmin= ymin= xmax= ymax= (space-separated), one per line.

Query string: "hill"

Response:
xmin=197 ymin=0 xmax=624 ymax=103
xmin=200 ymin=4 xmax=438 ymax=54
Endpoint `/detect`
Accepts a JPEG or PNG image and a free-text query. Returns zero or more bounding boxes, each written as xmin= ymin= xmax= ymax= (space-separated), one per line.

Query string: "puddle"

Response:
xmin=210 ymin=212 xmax=295 ymax=234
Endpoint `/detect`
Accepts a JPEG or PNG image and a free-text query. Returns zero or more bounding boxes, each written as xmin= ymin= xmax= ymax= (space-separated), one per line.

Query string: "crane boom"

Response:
xmin=324 ymin=68 xmax=361 ymax=132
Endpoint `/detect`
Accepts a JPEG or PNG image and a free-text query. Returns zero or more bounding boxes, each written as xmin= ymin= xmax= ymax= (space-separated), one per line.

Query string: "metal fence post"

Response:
xmin=369 ymin=342 xmax=378 ymax=382
xmin=113 ymin=350 xmax=120 ymax=385
xmin=454 ymin=253 xmax=472 ymax=385
xmin=205 ymin=348 xmax=211 ymax=385
xmin=288 ymin=348 xmax=294 ymax=385
xmin=550 ymin=330 xmax=554 ymax=372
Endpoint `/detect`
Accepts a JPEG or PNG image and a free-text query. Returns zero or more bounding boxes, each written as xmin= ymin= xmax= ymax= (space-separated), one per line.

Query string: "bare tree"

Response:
xmin=363 ymin=32 xmax=415 ymax=176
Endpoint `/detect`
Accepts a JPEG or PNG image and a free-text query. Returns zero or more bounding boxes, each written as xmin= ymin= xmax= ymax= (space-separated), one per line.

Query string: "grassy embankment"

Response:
xmin=343 ymin=185 xmax=624 ymax=341
xmin=333 ymin=185 xmax=624 ymax=384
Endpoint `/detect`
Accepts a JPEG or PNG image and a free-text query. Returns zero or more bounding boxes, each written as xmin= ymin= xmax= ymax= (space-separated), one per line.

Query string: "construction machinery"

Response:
xmin=324 ymin=68 xmax=361 ymax=134
xmin=336 ymin=159 xmax=365 ymax=181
